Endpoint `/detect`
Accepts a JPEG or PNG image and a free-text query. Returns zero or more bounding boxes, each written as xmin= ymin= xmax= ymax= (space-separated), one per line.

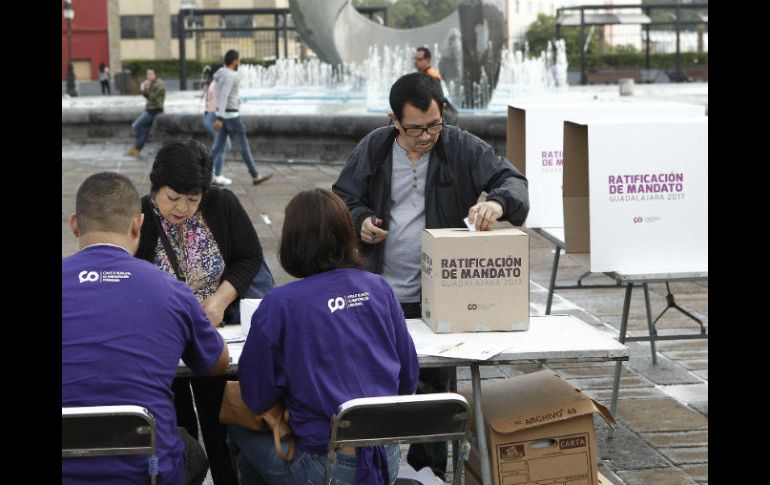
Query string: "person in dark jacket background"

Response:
xmin=126 ymin=67 xmax=166 ymax=157
xmin=332 ymin=72 xmax=529 ymax=480
xmin=136 ymin=139 xmax=265 ymax=485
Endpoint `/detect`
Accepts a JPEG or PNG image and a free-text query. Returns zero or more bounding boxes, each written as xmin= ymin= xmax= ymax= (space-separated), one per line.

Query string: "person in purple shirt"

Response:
xmin=62 ymin=172 xmax=230 ymax=485
xmin=227 ymin=188 xmax=420 ymax=485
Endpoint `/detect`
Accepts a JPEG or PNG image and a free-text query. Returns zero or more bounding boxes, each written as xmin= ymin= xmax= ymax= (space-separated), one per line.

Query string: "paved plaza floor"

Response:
xmin=62 ymin=140 xmax=707 ymax=485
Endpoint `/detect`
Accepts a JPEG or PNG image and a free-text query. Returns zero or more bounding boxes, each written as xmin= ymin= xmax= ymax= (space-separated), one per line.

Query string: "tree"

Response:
xmin=353 ymin=0 xmax=456 ymax=29
xmin=525 ymin=13 xmax=598 ymax=59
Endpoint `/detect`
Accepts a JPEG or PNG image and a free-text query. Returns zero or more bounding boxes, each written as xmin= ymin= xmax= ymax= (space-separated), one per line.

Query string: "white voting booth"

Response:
xmin=562 ymin=116 xmax=708 ymax=274
xmin=506 ymin=102 xmax=705 ymax=228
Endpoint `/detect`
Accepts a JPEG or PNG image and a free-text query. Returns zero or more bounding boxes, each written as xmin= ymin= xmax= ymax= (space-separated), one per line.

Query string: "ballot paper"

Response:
xmin=462 ymin=215 xmax=477 ymax=232
xmin=396 ymin=463 xmax=444 ymax=484
xmin=407 ymin=323 xmax=512 ymax=360
xmin=218 ymin=325 xmax=244 ymax=343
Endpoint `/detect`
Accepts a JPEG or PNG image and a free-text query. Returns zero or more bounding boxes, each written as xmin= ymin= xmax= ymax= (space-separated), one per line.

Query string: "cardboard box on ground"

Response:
xmin=460 ymin=370 xmax=616 ymax=485
xmin=420 ymin=228 xmax=529 ymax=333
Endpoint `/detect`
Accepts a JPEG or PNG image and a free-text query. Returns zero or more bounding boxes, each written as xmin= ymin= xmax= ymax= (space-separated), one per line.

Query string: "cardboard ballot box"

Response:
xmin=562 ymin=116 xmax=708 ymax=273
xmin=506 ymin=102 xmax=705 ymax=229
xmin=420 ymin=228 xmax=529 ymax=333
xmin=462 ymin=370 xmax=616 ymax=485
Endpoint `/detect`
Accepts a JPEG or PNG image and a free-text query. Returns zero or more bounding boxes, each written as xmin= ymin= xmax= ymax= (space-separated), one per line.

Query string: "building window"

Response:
xmin=121 ymin=15 xmax=154 ymax=39
xmin=221 ymin=15 xmax=253 ymax=38
xmin=515 ymin=1 xmax=520 ymax=14
xmin=171 ymin=14 xmax=202 ymax=39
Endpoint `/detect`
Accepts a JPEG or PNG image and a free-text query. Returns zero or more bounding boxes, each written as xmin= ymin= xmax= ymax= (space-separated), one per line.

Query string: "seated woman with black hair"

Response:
xmin=136 ymin=139 xmax=265 ymax=485
xmin=228 ymin=188 xmax=419 ymax=485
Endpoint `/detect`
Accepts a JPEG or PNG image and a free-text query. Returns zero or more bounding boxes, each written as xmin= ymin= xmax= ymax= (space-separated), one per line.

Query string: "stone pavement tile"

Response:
xmin=594 ymin=417 xmax=669 ymax=470
xmin=528 ymin=249 xmax=564 ymax=267
xmin=693 ymin=370 xmax=707 ymax=380
xmin=658 ymin=447 xmax=708 ymax=465
xmin=624 ymin=342 xmax=703 ymax=385
xmin=662 ymin=294 xmax=708 ymax=315
xmin=523 ymin=229 xmax=553 ymax=248
xmin=586 ymin=386 xmax=667 ymax=402
xmin=565 ymin=374 xmax=655 ymax=391
xmin=678 ymin=359 xmax=708 ymax=371
xmin=688 ymin=401 xmax=707 ymax=417
xmin=615 ymin=314 xmax=709 ymax=331
xmin=597 ymin=463 xmax=625 ymax=485
xmin=653 ymin=339 xmax=709 ymax=352
xmin=679 ymin=464 xmax=708 ymax=483
xmin=656 ymin=383 xmax=708 ymax=405
xmin=639 ymin=430 xmax=707 ymax=448
xmin=616 ymin=399 xmax=707 ymax=432
xmin=552 ymin=291 xmax=649 ymax=318
xmin=661 ymin=349 xmax=708 ymax=361
xmin=615 ymin=467 xmax=698 ymax=485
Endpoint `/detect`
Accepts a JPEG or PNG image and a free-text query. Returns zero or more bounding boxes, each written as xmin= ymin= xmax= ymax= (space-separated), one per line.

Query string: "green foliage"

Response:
xmin=121 ymin=58 xmax=276 ymax=82
xmin=566 ymin=52 xmax=708 ymax=69
xmin=642 ymin=0 xmax=708 ymax=29
xmin=353 ymin=0 xmax=456 ymax=28
xmin=525 ymin=14 xmax=599 ymax=59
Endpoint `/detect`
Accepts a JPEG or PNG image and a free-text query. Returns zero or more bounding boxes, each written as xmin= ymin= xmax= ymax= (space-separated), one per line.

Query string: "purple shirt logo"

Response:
xmin=78 ymin=271 xmax=99 ymax=283
xmin=328 ymin=297 xmax=345 ymax=313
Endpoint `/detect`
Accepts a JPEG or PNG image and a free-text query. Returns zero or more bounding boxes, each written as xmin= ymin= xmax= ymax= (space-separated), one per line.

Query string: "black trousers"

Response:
xmin=401 ymin=301 xmax=453 ymax=480
xmin=178 ymin=426 xmax=209 ymax=485
xmin=173 ymin=376 xmax=238 ymax=485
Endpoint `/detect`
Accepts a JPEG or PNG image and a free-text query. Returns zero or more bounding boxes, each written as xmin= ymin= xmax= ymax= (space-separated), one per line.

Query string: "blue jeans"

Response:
xmin=227 ymin=426 xmax=400 ymax=485
xmin=203 ymin=112 xmax=232 ymax=175
xmin=210 ymin=116 xmax=258 ymax=178
xmin=132 ymin=110 xmax=158 ymax=149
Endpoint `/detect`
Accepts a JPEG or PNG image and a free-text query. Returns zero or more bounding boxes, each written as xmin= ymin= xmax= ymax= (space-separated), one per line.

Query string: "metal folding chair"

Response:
xmin=62 ymin=405 xmax=158 ymax=485
xmin=325 ymin=393 xmax=471 ymax=485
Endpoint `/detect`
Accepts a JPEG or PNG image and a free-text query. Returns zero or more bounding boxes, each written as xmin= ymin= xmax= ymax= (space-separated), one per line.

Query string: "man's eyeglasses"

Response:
xmin=413 ymin=56 xmax=425 ymax=61
xmin=402 ymin=121 xmax=444 ymax=137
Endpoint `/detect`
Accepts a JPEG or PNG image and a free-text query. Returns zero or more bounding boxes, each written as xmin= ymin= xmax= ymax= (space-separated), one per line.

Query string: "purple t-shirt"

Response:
xmin=238 ymin=268 xmax=419 ymax=454
xmin=62 ymin=245 xmax=224 ymax=485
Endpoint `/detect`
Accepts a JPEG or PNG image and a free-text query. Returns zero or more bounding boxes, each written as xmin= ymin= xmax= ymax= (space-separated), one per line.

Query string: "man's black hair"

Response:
xmin=389 ymin=72 xmax=445 ymax=121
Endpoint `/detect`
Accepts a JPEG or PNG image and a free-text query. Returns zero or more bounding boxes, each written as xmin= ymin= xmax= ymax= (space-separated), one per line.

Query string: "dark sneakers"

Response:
xmin=252 ymin=173 xmax=273 ymax=186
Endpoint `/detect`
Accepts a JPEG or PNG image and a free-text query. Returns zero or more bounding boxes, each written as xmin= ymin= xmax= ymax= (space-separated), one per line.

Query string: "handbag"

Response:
xmin=219 ymin=381 xmax=296 ymax=461
xmin=224 ymin=259 xmax=274 ymax=323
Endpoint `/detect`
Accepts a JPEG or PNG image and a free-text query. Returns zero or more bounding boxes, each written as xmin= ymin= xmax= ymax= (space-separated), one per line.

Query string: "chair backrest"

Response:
xmin=325 ymin=393 xmax=471 ymax=485
xmin=62 ymin=405 xmax=158 ymax=484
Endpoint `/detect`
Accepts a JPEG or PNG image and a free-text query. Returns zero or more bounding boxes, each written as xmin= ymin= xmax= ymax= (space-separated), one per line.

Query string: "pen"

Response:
xmin=438 ymin=342 xmax=465 ymax=354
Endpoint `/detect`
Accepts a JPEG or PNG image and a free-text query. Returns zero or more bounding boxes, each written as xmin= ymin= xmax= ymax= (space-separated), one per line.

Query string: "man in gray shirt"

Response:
xmin=211 ymin=49 xmax=272 ymax=187
xmin=332 ymin=72 xmax=529 ymax=480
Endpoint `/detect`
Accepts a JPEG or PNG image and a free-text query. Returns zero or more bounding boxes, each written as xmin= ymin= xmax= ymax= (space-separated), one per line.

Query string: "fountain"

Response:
xmin=238 ymin=40 xmax=569 ymax=114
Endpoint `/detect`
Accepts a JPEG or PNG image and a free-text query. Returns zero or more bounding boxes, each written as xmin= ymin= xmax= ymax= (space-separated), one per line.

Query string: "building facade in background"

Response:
xmin=62 ymin=0 xmax=291 ymax=81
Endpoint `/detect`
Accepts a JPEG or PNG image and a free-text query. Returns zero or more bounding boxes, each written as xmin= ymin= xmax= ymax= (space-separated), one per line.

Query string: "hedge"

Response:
xmin=566 ymin=52 xmax=708 ymax=69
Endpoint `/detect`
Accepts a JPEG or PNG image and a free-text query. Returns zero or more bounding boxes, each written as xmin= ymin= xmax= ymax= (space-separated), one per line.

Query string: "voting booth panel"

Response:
xmin=562 ymin=117 xmax=708 ymax=274
xmin=506 ymin=102 xmax=705 ymax=229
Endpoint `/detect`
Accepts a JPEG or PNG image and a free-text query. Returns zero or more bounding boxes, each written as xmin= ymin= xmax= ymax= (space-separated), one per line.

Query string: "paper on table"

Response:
xmin=218 ymin=325 xmax=244 ymax=343
xmin=396 ymin=463 xmax=444 ymax=484
xmin=417 ymin=340 xmax=510 ymax=360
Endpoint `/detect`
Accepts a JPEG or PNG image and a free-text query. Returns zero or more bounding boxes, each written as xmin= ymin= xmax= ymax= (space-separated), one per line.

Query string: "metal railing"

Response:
xmin=555 ymin=3 xmax=708 ymax=85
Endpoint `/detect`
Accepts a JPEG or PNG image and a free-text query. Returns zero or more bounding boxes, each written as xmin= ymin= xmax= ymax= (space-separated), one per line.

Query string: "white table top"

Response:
xmin=179 ymin=314 xmax=628 ymax=375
